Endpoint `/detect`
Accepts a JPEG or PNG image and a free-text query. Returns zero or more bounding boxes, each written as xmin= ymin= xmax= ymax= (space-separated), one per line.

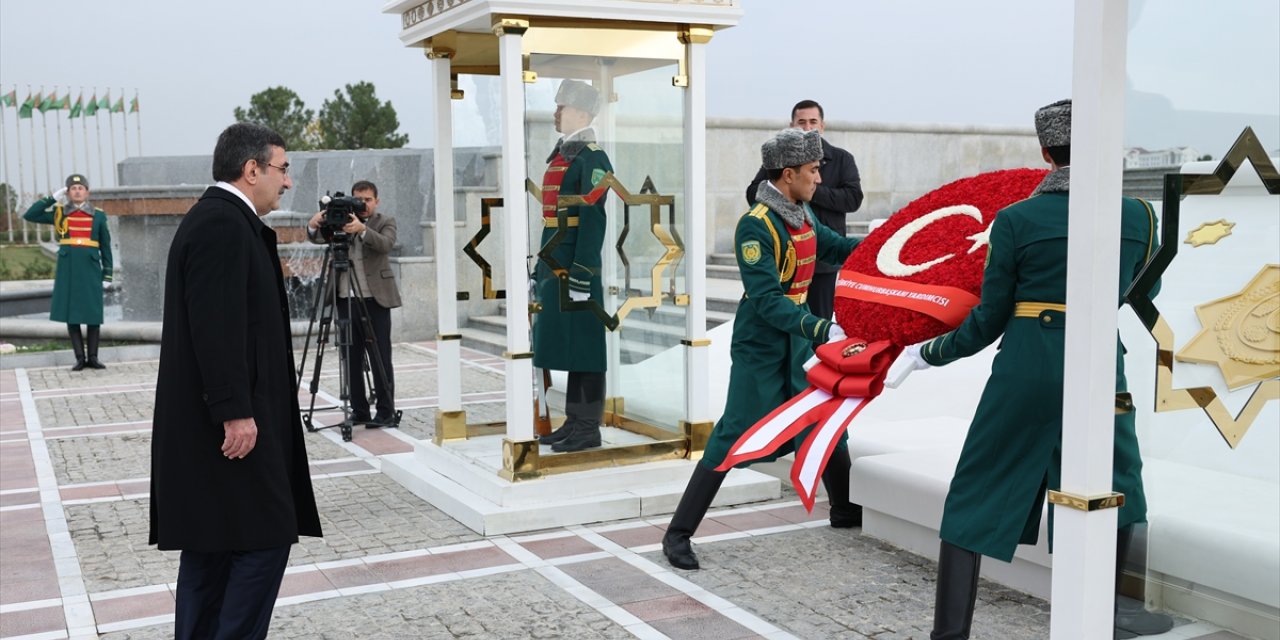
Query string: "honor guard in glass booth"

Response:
xmin=532 ymin=79 xmax=615 ymax=453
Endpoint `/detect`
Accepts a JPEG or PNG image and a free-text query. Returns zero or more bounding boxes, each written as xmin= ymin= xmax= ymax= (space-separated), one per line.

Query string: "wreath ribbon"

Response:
xmin=717 ymin=337 xmax=901 ymax=511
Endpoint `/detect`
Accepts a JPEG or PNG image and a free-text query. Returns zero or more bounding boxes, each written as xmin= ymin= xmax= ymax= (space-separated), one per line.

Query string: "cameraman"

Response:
xmin=307 ymin=180 xmax=402 ymax=427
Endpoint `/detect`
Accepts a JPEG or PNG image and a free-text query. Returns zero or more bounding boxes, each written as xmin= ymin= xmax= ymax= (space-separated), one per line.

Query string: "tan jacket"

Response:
xmin=309 ymin=211 xmax=403 ymax=309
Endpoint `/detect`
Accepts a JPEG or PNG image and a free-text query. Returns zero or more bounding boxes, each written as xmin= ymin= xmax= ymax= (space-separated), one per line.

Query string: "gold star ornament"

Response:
xmin=1184 ymin=219 xmax=1236 ymax=247
xmin=1177 ymin=264 xmax=1280 ymax=390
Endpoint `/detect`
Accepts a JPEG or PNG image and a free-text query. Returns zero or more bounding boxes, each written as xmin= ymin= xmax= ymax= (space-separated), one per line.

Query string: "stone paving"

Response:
xmin=0 ymin=342 xmax=1234 ymax=639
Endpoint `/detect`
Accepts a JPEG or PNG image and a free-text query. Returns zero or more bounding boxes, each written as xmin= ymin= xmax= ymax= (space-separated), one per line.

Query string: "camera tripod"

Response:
xmin=297 ymin=241 xmax=401 ymax=441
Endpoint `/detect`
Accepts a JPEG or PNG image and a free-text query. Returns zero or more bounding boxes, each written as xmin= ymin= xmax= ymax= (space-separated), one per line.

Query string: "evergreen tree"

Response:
xmin=316 ymin=81 xmax=408 ymax=150
xmin=234 ymin=86 xmax=317 ymax=150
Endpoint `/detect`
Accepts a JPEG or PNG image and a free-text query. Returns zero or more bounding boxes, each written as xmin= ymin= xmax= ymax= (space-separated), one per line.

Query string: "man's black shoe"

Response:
xmin=830 ymin=503 xmax=862 ymax=529
xmin=367 ymin=412 xmax=394 ymax=429
xmin=538 ymin=423 xmax=575 ymax=445
xmin=351 ymin=413 xmax=372 ymax=426
xmin=551 ymin=425 xmax=601 ymax=452
xmin=662 ymin=533 xmax=699 ymax=570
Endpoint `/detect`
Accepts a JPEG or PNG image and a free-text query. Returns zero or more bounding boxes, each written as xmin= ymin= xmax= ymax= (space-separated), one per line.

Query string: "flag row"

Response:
xmin=1 ymin=88 xmax=139 ymax=119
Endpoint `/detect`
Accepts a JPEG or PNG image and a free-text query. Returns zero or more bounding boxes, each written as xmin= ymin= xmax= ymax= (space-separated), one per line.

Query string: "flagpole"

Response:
xmin=1 ymin=85 xmax=12 ymax=242
xmin=80 ymin=88 xmax=92 ymax=183
xmin=38 ymin=86 xmax=55 ymax=243
xmin=14 ymin=88 xmax=29 ymax=244
xmin=106 ymin=91 xmax=117 ymax=187
xmin=65 ymin=87 xmax=77 ymax=173
xmin=119 ymin=87 xmax=130 ymax=163
xmin=93 ymin=89 xmax=106 ymax=185
xmin=133 ymin=90 xmax=142 ymax=156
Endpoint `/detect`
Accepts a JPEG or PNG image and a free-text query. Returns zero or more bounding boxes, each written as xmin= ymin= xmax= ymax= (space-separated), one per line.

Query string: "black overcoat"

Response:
xmin=149 ymin=187 xmax=322 ymax=551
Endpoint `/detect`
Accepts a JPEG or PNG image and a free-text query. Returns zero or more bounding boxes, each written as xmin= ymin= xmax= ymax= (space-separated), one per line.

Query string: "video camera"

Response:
xmin=317 ymin=191 xmax=368 ymax=243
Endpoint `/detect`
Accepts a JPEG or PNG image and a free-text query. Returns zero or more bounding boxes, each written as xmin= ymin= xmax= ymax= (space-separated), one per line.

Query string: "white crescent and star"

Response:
xmin=876 ymin=204 xmax=992 ymax=277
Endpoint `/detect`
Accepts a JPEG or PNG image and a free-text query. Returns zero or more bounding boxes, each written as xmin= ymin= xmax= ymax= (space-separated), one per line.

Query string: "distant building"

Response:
xmin=1124 ymin=146 xmax=1202 ymax=169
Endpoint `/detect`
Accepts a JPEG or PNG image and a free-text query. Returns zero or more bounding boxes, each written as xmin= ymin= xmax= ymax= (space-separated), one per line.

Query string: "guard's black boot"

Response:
xmin=68 ymin=325 xmax=86 ymax=372
xmin=553 ymin=372 xmax=604 ymax=453
xmin=1115 ymin=525 xmax=1174 ymax=637
xmin=85 ymin=325 xmax=106 ymax=369
xmin=662 ymin=463 xmax=727 ymax=570
xmin=931 ymin=541 xmax=982 ymax=640
xmin=539 ymin=373 xmax=580 ymax=446
xmin=821 ymin=449 xmax=862 ymax=528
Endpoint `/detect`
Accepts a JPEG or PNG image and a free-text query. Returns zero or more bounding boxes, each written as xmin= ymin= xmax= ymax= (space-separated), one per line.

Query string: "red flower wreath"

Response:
xmin=834 ymin=168 xmax=1048 ymax=346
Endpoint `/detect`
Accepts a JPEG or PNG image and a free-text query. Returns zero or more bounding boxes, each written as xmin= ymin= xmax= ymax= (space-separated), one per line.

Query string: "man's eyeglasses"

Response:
xmin=261 ymin=160 xmax=290 ymax=175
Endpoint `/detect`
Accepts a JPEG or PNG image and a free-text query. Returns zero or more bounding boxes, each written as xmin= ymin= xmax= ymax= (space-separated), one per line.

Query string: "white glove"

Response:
xmin=53 ymin=187 xmax=68 ymax=204
xmin=568 ymin=289 xmax=589 ymax=302
xmin=885 ymin=343 xmax=931 ymax=389
xmin=103 ymin=281 xmax=112 ymax=291
xmin=802 ymin=353 xmax=819 ymax=372
xmin=825 ymin=322 xmax=847 ymax=343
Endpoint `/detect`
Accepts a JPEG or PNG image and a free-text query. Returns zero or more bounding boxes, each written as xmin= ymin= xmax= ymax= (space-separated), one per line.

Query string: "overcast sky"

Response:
xmin=1 ymin=0 xmax=1276 ymax=191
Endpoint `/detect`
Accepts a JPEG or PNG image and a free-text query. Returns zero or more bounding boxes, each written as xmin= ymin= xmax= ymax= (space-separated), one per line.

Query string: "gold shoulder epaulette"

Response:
xmin=586 ymin=143 xmax=601 ymax=151
xmin=747 ymin=203 xmax=770 ymax=220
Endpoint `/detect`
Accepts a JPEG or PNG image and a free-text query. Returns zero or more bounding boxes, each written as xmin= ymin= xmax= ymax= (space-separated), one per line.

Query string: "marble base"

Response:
xmin=381 ymin=434 xmax=781 ymax=535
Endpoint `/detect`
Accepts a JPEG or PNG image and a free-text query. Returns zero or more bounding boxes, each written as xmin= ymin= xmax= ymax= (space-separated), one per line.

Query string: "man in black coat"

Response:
xmin=150 ymin=122 xmax=322 ymax=640
xmin=747 ymin=99 xmax=864 ymax=321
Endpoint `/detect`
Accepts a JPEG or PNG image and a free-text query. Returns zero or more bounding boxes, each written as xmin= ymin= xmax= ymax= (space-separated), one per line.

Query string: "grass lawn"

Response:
xmin=0 ymin=244 xmax=56 ymax=281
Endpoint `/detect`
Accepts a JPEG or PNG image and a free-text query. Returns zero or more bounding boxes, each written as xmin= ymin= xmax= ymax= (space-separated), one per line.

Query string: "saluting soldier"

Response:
xmin=532 ymin=79 xmax=614 ymax=453
xmin=23 ymin=173 xmax=113 ymax=371
xmin=663 ymin=128 xmax=861 ymax=572
xmin=894 ymin=100 xmax=1172 ymax=639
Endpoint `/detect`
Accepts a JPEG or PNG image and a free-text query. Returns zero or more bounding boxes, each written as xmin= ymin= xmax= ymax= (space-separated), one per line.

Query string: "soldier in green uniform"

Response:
xmin=532 ymin=80 xmax=614 ymax=453
xmin=662 ymin=128 xmax=861 ymax=571
xmin=23 ymin=174 xmax=113 ymax=371
xmin=892 ymin=100 xmax=1171 ymax=639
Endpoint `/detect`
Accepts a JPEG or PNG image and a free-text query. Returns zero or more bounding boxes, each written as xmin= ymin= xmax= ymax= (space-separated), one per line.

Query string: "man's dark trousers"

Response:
xmin=174 ymin=545 xmax=290 ymax=640
xmin=338 ymin=296 xmax=394 ymax=420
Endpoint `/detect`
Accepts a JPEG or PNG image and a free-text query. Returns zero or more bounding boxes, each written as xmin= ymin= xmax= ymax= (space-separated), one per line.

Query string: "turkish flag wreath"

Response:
xmin=717 ymin=168 xmax=1049 ymax=510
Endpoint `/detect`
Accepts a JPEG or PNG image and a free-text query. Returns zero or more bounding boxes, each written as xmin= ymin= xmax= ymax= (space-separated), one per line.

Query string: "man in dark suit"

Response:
xmin=746 ymin=100 xmax=864 ymax=321
xmin=307 ymin=180 xmax=402 ymax=427
xmin=150 ymin=122 xmax=322 ymax=640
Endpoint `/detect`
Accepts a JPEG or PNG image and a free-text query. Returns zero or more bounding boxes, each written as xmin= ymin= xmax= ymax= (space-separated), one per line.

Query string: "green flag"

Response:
xmin=18 ymin=94 xmax=34 ymax=118
xmin=85 ymin=93 xmax=99 ymax=116
xmin=112 ymin=96 xmax=124 ymax=113
xmin=98 ymin=92 xmax=110 ymax=110
xmin=1 ymin=90 xmax=14 ymax=107
xmin=38 ymin=90 xmax=57 ymax=113
xmin=129 ymin=96 xmax=139 ymax=113
xmin=70 ymin=94 xmax=83 ymax=118
xmin=56 ymin=94 xmax=70 ymax=109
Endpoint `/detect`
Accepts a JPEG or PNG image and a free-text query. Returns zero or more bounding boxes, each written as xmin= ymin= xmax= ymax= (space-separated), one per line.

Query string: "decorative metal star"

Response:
xmin=1184 ymin=219 xmax=1236 ymax=247
xmin=1124 ymin=126 xmax=1280 ymax=449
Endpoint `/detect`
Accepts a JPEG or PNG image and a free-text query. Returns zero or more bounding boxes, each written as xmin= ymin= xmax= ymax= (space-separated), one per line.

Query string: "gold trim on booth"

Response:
xmin=681 ymin=420 xmax=714 ymax=460
xmin=436 ymin=333 xmax=462 ymax=341
xmin=503 ymin=351 xmax=534 ymax=360
xmin=603 ymin=397 xmax=625 ymax=425
xmin=681 ymin=338 xmax=711 ymax=347
xmin=491 ymin=17 xmax=530 ymax=37
xmin=678 ymin=26 xmax=715 ymax=45
xmin=434 ymin=409 xmax=468 ymax=445
xmin=533 ymin=440 xmax=685 ymax=476
xmin=501 ymin=439 xmax=541 ymax=481
xmin=1047 ymin=490 xmax=1125 ymax=512
xmin=671 ymin=75 xmax=689 ymax=87
xmin=523 ymin=70 xmax=538 ymax=83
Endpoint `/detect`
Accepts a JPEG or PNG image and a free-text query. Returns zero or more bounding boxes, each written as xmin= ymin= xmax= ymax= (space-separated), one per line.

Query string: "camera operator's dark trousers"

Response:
xmin=338 ymin=296 xmax=394 ymax=420
xmin=174 ymin=545 xmax=290 ymax=640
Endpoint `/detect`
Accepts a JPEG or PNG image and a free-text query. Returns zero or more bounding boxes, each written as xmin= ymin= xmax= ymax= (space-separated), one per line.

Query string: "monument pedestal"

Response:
xmin=382 ymin=435 xmax=780 ymax=535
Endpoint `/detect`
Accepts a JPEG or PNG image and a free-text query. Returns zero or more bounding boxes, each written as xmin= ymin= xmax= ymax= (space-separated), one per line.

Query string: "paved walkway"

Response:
xmin=0 ymin=343 xmax=1231 ymax=639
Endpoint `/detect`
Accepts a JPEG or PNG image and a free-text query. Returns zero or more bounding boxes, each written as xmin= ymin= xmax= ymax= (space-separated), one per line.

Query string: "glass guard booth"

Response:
xmin=387 ymin=1 xmax=741 ymax=482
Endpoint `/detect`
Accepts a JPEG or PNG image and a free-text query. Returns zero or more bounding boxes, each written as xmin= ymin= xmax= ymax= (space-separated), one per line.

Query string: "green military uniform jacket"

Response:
xmin=701 ymin=198 xmax=859 ymax=469
xmin=23 ymin=196 xmax=113 ymax=326
xmin=921 ymin=169 xmax=1158 ymax=562
xmin=532 ymin=131 xmax=613 ymax=372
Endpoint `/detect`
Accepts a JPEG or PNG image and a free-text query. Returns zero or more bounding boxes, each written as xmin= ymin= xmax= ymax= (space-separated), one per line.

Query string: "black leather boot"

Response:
xmin=68 ymin=324 xmax=86 ymax=372
xmin=1115 ymin=525 xmax=1174 ymax=637
xmin=662 ymin=463 xmax=727 ymax=570
xmin=822 ymin=449 xmax=862 ymax=528
xmin=539 ymin=372 xmax=579 ymax=446
xmin=85 ymin=325 xmax=106 ymax=369
xmin=931 ymin=541 xmax=982 ymax=640
xmin=552 ymin=372 xmax=603 ymax=452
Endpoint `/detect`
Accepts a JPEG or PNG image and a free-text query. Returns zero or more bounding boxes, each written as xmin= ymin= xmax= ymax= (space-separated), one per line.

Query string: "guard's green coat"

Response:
xmin=701 ymin=202 xmax=859 ymax=470
xmin=532 ymin=142 xmax=613 ymax=372
xmin=22 ymin=196 xmax=113 ymax=326
xmin=921 ymin=189 xmax=1158 ymax=562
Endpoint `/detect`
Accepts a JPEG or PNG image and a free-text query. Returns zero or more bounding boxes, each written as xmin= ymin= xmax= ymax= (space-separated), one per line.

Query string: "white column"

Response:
xmin=431 ymin=52 xmax=463 ymax=418
xmin=682 ymin=34 xmax=710 ymax=425
xmin=497 ymin=23 xmax=534 ymax=440
xmin=1050 ymin=1 xmax=1128 ymax=638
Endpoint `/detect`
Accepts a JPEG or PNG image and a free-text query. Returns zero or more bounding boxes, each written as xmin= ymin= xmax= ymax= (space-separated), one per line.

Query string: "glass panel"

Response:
xmin=525 ymin=52 xmax=688 ymax=433
xmin=1120 ymin=2 xmax=1279 ymax=636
